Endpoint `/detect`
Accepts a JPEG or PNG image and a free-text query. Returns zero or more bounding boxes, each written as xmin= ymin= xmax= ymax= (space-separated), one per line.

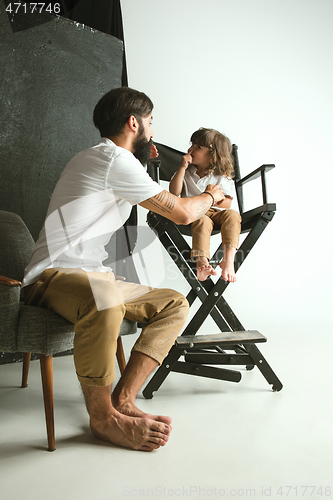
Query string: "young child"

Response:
xmin=169 ymin=128 xmax=241 ymax=282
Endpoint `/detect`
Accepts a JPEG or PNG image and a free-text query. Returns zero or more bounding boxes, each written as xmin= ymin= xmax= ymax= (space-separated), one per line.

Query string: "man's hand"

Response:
xmin=204 ymin=184 xmax=225 ymax=205
xmin=179 ymin=153 xmax=192 ymax=170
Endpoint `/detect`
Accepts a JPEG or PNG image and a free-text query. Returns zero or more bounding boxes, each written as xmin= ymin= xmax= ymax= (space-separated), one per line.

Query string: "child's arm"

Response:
xmin=169 ymin=153 xmax=192 ymax=196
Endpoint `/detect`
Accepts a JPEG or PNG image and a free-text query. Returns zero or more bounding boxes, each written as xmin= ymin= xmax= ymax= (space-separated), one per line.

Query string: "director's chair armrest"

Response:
xmin=236 ymin=164 xmax=275 ymax=186
xmin=0 ymin=275 xmax=22 ymax=287
xmin=236 ymin=164 xmax=275 ymax=205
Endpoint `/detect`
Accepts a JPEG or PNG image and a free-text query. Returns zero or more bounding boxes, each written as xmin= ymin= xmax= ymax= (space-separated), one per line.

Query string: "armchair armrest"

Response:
xmin=0 ymin=275 xmax=22 ymax=287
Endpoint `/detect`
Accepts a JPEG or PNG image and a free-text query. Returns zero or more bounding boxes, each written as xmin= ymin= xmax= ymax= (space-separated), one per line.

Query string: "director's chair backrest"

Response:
xmin=150 ymin=142 xmax=276 ymax=231
xmin=148 ymin=143 xmax=184 ymax=181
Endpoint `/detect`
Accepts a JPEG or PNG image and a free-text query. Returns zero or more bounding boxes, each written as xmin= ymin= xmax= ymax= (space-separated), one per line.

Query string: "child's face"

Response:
xmin=188 ymin=143 xmax=211 ymax=169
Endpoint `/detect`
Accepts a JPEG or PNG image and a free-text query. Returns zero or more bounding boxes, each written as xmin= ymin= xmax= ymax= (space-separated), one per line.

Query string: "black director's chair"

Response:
xmin=143 ymin=142 xmax=283 ymax=398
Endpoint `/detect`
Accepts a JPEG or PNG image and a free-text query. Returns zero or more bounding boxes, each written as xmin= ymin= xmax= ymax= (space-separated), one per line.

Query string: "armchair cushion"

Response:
xmin=17 ymin=305 xmax=75 ymax=355
xmin=16 ymin=305 xmax=137 ymax=356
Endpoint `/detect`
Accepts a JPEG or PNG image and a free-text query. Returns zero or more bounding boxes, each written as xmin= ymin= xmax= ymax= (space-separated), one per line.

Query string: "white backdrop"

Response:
xmin=121 ymin=0 xmax=333 ymax=336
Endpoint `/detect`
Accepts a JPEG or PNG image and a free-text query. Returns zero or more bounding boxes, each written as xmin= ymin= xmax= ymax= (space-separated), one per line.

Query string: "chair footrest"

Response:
xmin=184 ymin=352 xmax=253 ymax=365
xmin=176 ymin=330 xmax=267 ymax=348
xmin=172 ymin=361 xmax=242 ymax=383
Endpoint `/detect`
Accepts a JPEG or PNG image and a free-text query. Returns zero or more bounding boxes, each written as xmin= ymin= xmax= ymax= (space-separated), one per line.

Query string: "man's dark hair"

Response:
xmin=93 ymin=87 xmax=154 ymax=137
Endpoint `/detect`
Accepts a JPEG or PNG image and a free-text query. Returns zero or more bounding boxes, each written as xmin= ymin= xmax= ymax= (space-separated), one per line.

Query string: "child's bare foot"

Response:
xmin=196 ymin=265 xmax=218 ymax=281
xmin=219 ymin=246 xmax=237 ymax=282
xmin=194 ymin=256 xmax=217 ymax=281
xmin=90 ymin=410 xmax=171 ymax=451
xmin=219 ymin=259 xmax=236 ymax=282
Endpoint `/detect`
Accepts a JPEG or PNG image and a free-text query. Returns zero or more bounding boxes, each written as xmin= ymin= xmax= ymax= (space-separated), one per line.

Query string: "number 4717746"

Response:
xmin=5 ymin=3 xmax=61 ymax=15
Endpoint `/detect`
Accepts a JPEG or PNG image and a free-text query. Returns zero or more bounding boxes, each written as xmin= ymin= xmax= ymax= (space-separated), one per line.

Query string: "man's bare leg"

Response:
xmin=220 ymin=246 xmax=237 ymax=282
xmin=195 ymin=256 xmax=218 ymax=282
xmin=81 ymin=353 xmax=172 ymax=451
xmin=111 ymin=351 xmax=172 ymax=425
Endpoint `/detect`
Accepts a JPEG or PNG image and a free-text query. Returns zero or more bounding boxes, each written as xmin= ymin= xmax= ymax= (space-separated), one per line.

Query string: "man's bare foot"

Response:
xmin=219 ymin=259 xmax=236 ymax=282
xmin=112 ymin=396 xmax=172 ymax=425
xmin=90 ymin=408 xmax=171 ymax=452
xmin=196 ymin=265 xmax=218 ymax=281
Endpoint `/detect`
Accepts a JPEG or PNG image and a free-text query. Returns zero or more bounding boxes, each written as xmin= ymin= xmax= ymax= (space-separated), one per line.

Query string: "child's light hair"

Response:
xmin=190 ymin=128 xmax=234 ymax=178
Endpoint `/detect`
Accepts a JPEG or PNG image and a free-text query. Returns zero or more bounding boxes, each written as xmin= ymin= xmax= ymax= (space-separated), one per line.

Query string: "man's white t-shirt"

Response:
xmin=22 ymin=138 xmax=163 ymax=287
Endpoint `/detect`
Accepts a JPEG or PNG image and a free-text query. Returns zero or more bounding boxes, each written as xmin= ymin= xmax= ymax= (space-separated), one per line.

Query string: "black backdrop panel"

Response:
xmin=0 ymin=2 xmax=123 ymax=240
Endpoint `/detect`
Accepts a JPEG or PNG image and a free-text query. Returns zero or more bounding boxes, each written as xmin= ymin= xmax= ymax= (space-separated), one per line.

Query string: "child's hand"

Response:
xmin=150 ymin=144 xmax=159 ymax=159
xmin=215 ymin=190 xmax=226 ymax=205
xmin=205 ymin=184 xmax=225 ymax=205
xmin=180 ymin=153 xmax=192 ymax=170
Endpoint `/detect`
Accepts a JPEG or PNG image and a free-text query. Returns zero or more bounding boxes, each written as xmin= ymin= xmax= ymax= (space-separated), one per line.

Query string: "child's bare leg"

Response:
xmin=220 ymin=246 xmax=237 ymax=282
xmin=195 ymin=256 xmax=218 ymax=282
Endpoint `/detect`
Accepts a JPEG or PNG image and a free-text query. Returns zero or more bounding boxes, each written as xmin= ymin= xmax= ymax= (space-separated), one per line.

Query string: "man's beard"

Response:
xmin=133 ymin=121 xmax=152 ymax=165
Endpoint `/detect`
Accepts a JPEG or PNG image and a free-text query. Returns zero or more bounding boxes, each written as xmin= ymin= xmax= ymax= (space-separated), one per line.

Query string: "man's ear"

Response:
xmin=128 ymin=115 xmax=139 ymax=133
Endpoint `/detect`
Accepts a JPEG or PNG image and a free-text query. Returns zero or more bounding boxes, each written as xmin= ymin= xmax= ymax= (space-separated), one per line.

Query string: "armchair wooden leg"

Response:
xmin=116 ymin=337 xmax=126 ymax=375
xmin=39 ymin=354 xmax=55 ymax=452
xmin=38 ymin=340 xmax=125 ymax=451
xmin=21 ymin=352 xmax=31 ymax=388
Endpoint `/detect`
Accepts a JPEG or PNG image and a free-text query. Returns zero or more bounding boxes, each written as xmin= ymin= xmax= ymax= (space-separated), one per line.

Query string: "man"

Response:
xmin=23 ymin=87 xmax=224 ymax=451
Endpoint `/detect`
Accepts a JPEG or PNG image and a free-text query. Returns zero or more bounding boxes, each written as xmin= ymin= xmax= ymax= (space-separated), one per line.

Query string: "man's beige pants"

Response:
xmin=24 ymin=268 xmax=189 ymax=386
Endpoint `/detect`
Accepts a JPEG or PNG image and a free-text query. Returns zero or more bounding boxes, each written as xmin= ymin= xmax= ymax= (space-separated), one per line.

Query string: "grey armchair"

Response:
xmin=0 ymin=210 xmax=137 ymax=451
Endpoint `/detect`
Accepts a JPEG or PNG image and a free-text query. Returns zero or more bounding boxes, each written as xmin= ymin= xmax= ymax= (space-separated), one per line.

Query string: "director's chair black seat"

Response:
xmin=143 ymin=142 xmax=283 ymax=398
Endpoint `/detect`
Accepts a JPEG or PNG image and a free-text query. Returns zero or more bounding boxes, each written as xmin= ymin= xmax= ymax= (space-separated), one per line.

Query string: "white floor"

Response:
xmin=1 ymin=329 xmax=332 ymax=500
